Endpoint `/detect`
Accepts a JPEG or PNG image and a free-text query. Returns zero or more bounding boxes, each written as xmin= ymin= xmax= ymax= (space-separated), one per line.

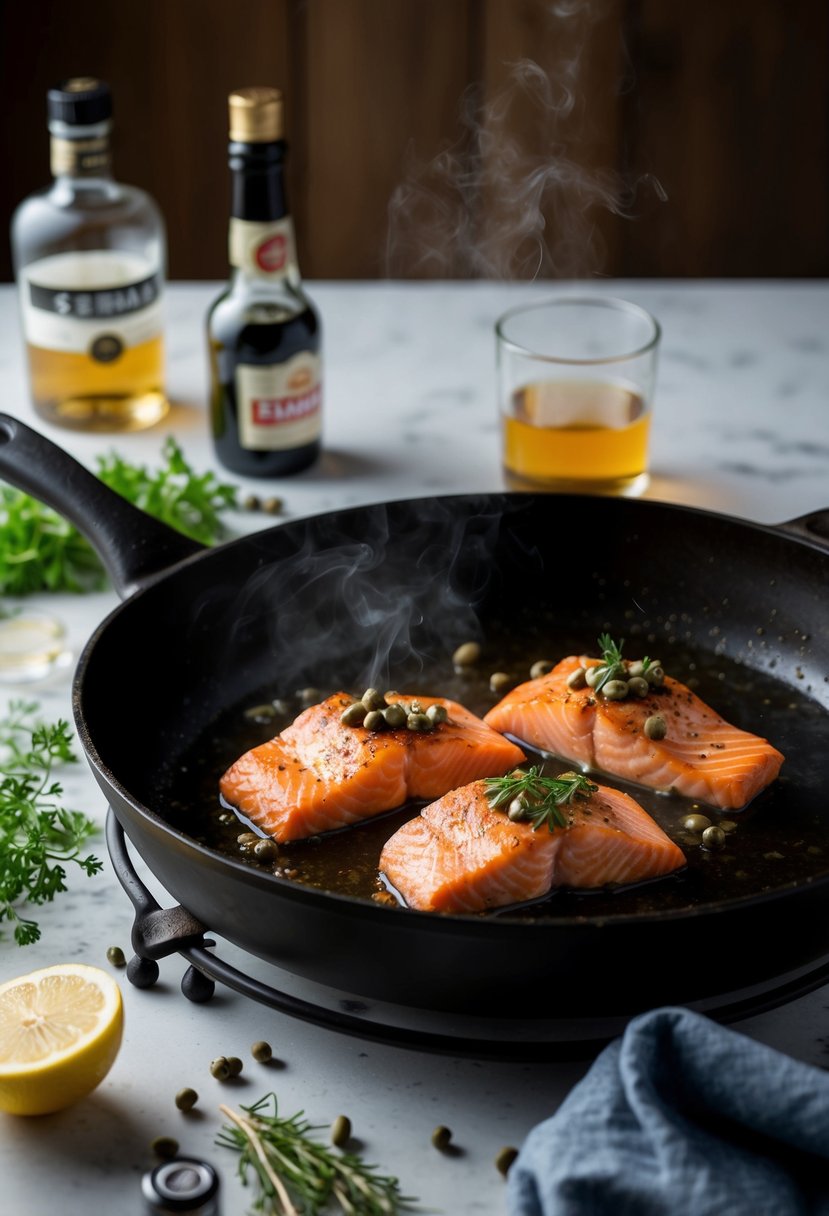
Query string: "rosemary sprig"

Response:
xmin=217 ymin=1094 xmax=416 ymax=1216
xmin=593 ymin=632 xmax=625 ymax=693
xmin=485 ymin=766 xmax=597 ymax=831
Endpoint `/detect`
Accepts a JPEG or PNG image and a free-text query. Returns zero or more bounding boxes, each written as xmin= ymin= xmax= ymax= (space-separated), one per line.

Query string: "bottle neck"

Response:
xmin=49 ymin=119 xmax=113 ymax=182
xmin=227 ymin=139 xmax=301 ymax=288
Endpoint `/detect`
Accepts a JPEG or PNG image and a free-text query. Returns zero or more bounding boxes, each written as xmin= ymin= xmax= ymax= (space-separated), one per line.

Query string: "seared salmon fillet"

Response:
xmin=220 ymin=693 xmax=525 ymax=842
xmin=380 ymin=778 xmax=685 ymax=913
xmin=484 ymin=657 xmax=784 ymax=810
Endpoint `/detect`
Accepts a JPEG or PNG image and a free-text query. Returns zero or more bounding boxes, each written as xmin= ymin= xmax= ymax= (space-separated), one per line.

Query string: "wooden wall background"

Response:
xmin=2 ymin=0 xmax=827 ymax=280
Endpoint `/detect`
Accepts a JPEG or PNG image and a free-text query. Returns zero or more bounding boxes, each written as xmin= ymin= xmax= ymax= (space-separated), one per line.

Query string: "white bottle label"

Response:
xmin=229 ymin=217 xmax=297 ymax=279
xmin=236 ymin=353 xmax=322 ymax=450
xmin=21 ymin=250 xmax=163 ymax=359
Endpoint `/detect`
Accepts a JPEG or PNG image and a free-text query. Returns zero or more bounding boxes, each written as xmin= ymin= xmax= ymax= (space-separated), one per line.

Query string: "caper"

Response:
xmin=426 ymin=703 xmax=448 ymax=725
xmin=602 ymin=679 xmax=629 ymax=701
xmin=644 ymin=714 xmax=667 ymax=741
xmin=508 ymin=796 xmax=529 ymax=822
xmin=151 ymin=1136 xmax=179 ymax=1160
xmin=490 ymin=672 xmax=512 ymax=694
xmin=254 ymin=839 xmax=278 ymax=861
xmin=226 ymin=1056 xmax=244 ymax=1078
xmin=627 ymin=660 xmax=645 ymax=677
xmin=627 ymin=676 xmax=650 ymax=698
xmin=210 ymin=1057 xmax=230 ymax=1081
xmin=175 ymin=1087 xmax=198 ymax=1112
xmin=262 ymin=496 xmax=283 ymax=515
xmin=298 ymin=687 xmax=320 ymax=707
xmin=242 ymin=494 xmax=261 ymax=512
xmin=719 ymin=819 xmax=737 ymax=833
xmin=363 ymin=709 xmax=387 ymax=731
xmin=683 ymin=813 xmax=711 ymax=833
xmin=383 ymin=703 xmax=408 ymax=729
xmin=530 ymin=659 xmax=554 ymax=679
xmin=407 ymin=712 xmax=432 ymax=732
xmin=645 ymin=665 xmax=665 ymax=686
xmin=237 ymin=832 xmax=259 ymax=847
xmin=452 ymin=641 xmax=481 ymax=667
xmin=566 ymin=666 xmax=587 ymax=690
xmin=431 ymin=1125 xmax=452 ymax=1151
xmin=331 ymin=1114 xmax=352 ymax=1148
xmin=702 ymin=825 xmax=726 ymax=850
xmin=341 ymin=701 xmax=368 ymax=727
xmin=251 ymin=1040 xmax=273 ymax=1063
xmin=106 ymin=945 xmax=126 ymax=968
xmin=362 ymin=687 xmax=387 ymax=711
xmin=495 ymin=1146 xmax=519 ymax=1177
xmin=384 ymin=689 xmax=399 ymax=701
xmin=584 ymin=665 xmax=604 ymax=688
xmin=410 ymin=700 xmax=423 ymax=714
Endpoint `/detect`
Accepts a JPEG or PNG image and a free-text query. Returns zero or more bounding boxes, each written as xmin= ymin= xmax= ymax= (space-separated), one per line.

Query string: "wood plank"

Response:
xmin=621 ymin=0 xmax=829 ymax=276
xmin=302 ymin=0 xmax=475 ymax=278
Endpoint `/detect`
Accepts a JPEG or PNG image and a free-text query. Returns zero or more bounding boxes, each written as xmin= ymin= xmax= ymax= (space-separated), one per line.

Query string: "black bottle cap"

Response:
xmin=48 ymin=78 xmax=112 ymax=125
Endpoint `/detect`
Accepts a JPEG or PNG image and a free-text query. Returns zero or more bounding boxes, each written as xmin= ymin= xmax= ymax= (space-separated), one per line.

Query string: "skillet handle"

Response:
xmin=776 ymin=508 xmax=829 ymax=553
xmin=0 ymin=414 xmax=205 ymax=598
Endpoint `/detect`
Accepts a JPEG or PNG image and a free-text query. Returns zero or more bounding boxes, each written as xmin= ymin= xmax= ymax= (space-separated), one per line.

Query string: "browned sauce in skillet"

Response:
xmin=163 ymin=626 xmax=829 ymax=919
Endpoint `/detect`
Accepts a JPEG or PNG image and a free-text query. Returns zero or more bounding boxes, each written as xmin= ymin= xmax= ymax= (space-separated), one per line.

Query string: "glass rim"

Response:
xmin=495 ymin=295 xmax=662 ymax=366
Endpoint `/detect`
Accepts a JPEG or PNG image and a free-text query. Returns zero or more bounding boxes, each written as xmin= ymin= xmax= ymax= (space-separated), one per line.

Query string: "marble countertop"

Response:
xmin=0 ymin=280 xmax=828 ymax=1216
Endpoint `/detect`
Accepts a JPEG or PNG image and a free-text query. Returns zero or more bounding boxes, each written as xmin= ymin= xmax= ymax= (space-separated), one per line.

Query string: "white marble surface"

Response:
xmin=0 ymin=280 xmax=828 ymax=1216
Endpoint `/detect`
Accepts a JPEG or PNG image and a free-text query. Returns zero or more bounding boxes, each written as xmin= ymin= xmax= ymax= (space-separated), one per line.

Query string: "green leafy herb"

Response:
xmin=0 ymin=438 xmax=238 ymax=596
xmin=593 ymin=632 xmax=626 ymax=692
xmin=0 ymin=701 xmax=102 ymax=945
xmin=485 ymin=766 xmax=598 ymax=831
xmin=217 ymin=1094 xmax=416 ymax=1215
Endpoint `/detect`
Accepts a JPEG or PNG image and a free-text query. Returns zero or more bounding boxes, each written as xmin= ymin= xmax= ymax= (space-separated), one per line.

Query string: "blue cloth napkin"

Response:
xmin=508 ymin=1006 xmax=829 ymax=1216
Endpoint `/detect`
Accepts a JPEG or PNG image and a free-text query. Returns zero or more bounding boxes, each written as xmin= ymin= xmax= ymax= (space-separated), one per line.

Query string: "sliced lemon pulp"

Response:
xmin=0 ymin=964 xmax=123 ymax=1115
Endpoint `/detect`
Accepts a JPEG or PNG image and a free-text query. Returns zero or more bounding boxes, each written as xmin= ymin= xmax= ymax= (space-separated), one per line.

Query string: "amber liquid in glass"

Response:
xmin=503 ymin=379 xmax=650 ymax=494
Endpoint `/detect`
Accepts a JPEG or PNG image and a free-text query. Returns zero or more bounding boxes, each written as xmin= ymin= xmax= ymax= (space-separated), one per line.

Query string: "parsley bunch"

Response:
xmin=0 ymin=438 xmax=238 ymax=596
xmin=0 ymin=701 xmax=102 ymax=945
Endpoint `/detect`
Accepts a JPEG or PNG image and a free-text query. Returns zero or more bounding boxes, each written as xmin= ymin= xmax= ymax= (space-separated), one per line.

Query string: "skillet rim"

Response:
xmin=72 ymin=491 xmax=829 ymax=932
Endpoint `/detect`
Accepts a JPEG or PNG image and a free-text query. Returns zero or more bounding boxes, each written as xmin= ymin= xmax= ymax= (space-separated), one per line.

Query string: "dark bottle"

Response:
xmin=207 ymin=87 xmax=321 ymax=476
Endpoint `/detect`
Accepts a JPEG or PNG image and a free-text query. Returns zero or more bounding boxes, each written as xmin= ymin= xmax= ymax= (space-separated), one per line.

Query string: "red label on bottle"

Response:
xmin=255 ymin=234 xmax=288 ymax=273
xmin=252 ymin=385 xmax=321 ymax=425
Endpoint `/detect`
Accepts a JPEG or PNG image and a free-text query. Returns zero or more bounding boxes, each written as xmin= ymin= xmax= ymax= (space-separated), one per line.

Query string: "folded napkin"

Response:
xmin=508 ymin=1006 xmax=829 ymax=1216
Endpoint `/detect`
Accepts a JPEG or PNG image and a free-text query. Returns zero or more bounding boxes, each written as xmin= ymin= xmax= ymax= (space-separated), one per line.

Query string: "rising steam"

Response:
xmin=386 ymin=2 xmax=666 ymax=279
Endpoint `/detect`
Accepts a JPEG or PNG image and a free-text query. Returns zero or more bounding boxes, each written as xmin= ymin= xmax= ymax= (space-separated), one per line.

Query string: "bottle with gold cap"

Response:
xmin=207 ymin=87 xmax=322 ymax=476
xmin=10 ymin=78 xmax=167 ymax=431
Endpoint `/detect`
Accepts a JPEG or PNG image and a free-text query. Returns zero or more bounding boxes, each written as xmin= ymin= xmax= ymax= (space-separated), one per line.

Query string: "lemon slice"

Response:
xmin=0 ymin=963 xmax=123 ymax=1115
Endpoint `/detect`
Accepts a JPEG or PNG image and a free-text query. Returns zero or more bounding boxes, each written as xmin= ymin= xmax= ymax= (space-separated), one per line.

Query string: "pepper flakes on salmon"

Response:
xmin=380 ymin=778 xmax=685 ymax=914
xmin=484 ymin=656 xmax=784 ymax=811
xmin=220 ymin=692 xmax=526 ymax=842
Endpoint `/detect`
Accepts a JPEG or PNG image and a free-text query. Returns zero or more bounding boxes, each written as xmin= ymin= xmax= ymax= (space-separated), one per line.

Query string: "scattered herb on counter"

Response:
xmin=217 ymin=1093 xmax=416 ymax=1215
xmin=485 ymin=767 xmax=598 ymax=831
xmin=0 ymin=438 xmax=238 ymax=595
xmin=0 ymin=700 xmax=102 ymax=945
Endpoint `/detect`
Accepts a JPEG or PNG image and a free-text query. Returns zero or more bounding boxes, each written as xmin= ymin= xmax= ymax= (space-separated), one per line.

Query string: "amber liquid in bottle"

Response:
xmin=207 ymin=88 xmax=321 ymax=477
xmin=11 ymin=79 xmax=167 ymax=432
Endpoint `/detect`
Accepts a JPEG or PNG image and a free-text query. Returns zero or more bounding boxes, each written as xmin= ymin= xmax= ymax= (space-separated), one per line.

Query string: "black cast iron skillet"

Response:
xmin=1 ymin=414 xmax=828 ymax=1021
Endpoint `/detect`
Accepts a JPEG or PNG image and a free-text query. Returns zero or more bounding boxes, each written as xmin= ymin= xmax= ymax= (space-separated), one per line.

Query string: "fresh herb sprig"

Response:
xmin=485 ymin=766 xmax=598 ymax=831
xmin=0 ymin=701 xmax=102 ymax=944
xmin=0 ymin=438 xmax=238 ymax=596
xmin=593 ymin=632 xmax=626 ymax=693
xmin=217 ymin=1094 xmax=416 ymax=1216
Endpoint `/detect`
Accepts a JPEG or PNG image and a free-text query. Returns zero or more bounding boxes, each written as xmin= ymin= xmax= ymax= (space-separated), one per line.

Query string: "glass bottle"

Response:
xmin=10 ymin=77 xmax=167 ymax=432
xmin=207 ymin=87 xmax=322 ymax=477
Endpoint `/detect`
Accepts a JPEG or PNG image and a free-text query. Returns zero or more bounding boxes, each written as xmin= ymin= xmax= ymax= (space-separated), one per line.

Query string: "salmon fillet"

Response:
xmin=380 ymin=778 xmax=686 ymax=913
xmin=220 ymin=692 xmax=526 ymax=842
xmin=484 ymin=656 xmax=784 ymax=811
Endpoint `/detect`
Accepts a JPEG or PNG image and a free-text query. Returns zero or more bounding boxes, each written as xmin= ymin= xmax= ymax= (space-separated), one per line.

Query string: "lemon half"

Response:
xmin=0 ymin=963 xmax=123 ymax=1115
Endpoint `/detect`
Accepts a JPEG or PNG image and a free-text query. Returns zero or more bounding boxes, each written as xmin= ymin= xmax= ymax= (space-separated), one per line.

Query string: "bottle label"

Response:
xmin=20 ymin=251 xmax=163 ymax=359
xmin=50 ymin=135 xmax=111 ymax=177
xmin=229 ymin=217 xmax=296 ymax=278
xmin=236 ymin=353 xmax=322 ymax=450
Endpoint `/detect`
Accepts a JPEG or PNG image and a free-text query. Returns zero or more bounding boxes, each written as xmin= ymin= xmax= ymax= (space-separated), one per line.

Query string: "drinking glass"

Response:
xmin=496 ymin=296 xmax=661 ymax=495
